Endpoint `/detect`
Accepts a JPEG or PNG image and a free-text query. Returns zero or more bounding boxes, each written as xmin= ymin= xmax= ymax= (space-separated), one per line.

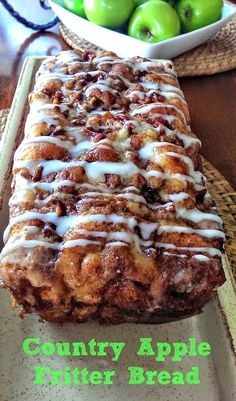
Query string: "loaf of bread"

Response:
xmin=0 ymin=50 xmax=225 ymax=324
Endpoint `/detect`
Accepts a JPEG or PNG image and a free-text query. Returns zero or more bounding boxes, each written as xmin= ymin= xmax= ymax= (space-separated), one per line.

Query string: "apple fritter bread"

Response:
xmin=0 ymin=50 xmax=225 ymax=324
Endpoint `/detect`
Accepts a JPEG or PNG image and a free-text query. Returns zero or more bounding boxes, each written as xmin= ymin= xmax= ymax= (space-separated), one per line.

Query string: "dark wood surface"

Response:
xmin=0 ymin=1 xmax=235 ymax=188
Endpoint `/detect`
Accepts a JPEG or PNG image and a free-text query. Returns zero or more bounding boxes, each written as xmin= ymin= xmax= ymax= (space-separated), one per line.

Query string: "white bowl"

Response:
xmin=50 ymin=0 xmax=236 ymax=59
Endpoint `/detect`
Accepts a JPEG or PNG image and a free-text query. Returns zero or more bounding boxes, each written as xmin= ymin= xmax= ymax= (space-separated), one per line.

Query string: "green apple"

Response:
xmin=128 ymin=0 xmax=180 ymax=43
xmin=64 ymin=0 xmax=86 ymax=18
xmin=84 ymin=0 xmax=135 ymax=29
xmin=176 ymin=0 xmax=223 ymax=33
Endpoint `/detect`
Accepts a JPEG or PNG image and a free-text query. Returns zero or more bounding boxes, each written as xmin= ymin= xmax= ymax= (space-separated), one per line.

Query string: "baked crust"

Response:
xmin=0 ymin=50 xmax=225 ymax=324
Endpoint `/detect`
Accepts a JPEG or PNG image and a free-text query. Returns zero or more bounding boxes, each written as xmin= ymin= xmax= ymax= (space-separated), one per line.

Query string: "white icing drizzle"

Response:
xmin=79 ymin=190 xmax=147 ymax=205
xmin=105 ymin=241 xmax=128 ymax=247
xmin=156 ymin=243 xmax=222 ymax=257
xmin=132 ymin=60 xmax=175 ymax=74
xmin=0 ymin=51 xmax=224 ymax=266
xmin=93 ymin=56 xmax=117 ymax=64
xmin=93 ymin=56 xmax=175 ymax=76
xmin=26 ymin=113 xmax=60 ymax=129
xmin=163 ymin=252 xmax=209 ymax=262
xmin=0 ymin=240 xmax=60 ymax=257
xmin=139 ymin=222 xmax=158 ymax=240
xmin=163 ymin=252 xmax=187 ymax=259
xmin=176 ymin=132 xmax=201 ymax=148
xmin=16 ymin=136 xmax=73 ymax=155
xmin=158 ymin=226 xmax=225 ymax=239
xmin=85 ymin=80 xmax=116 ymax=96
xmin=84 ymin=161 xmax=138 ymax=182
xmin=63 ymin=239 xmax=101 ymax=248
xmin=3 ymin=212 xmax=135 ymax=241
xmin=192 ymin=255 xmax=210 ymax=262
xmin=0 ymin=238 xmax=103 ymax=257
xmin=16 ymin=133 xmax=202 ymax=189
xmin=117 ymin=192 xmax=147 ymax=204
xmin=12 ymin=175 xmax=147 ymax=207
xmin=138 ymin=141 xmax=203 ymax=187
xmin=151 ymin=123 xmax=201 ymax=149
xmin=127 ymin=88 xmax=186 ymax=103
xmin=176 ymin=208 xmax=223 ymax=224
xmin=15 ymin=158 xmax=203 ymax=189
xmin=143 ymin=169 xmax=200 ymax=188
xmin=140 ymin=81 xmax=182 ymax=95
xmin=166 ymin=152 xmax=203 ymax=183
xmin=139 ymin=141 xmax=175 ymax=161
xmin=161 ymin=192 xmax=190 ymax=202
xmin=131 ymin=103 xmax=187 ymax=125
xmin=3 ymin=210 xmax=158 ymax=252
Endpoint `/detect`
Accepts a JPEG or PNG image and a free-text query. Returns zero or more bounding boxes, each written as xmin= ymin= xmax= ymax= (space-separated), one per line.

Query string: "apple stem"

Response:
xmin=184 ymin=8 xmax=192 ymax=19
xmin=142 ymin=27 xmax=152 ymax=39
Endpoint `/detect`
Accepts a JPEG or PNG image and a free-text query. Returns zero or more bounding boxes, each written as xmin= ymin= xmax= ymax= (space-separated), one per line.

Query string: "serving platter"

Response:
xmin=49 ymin=0 xmax=236 ymax=58
xmin=0 ymin=57 xmax=236 ymax=401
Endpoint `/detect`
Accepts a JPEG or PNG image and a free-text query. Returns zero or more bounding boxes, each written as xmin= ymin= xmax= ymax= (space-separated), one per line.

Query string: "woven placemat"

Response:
xmin=202 ymin=159 xmax=236 ymax=279
xmin=0 ymin=109 xmax=9 ymax=137
xmin=59 ymin=13 xmax=236 ymax=77
xmin=0 ymin=109 xmax=235 ymax=278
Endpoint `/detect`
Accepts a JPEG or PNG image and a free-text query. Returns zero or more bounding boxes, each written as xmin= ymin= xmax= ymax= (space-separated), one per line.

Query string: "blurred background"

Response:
xmin=0 ymin=0 xmax=67 ymax=108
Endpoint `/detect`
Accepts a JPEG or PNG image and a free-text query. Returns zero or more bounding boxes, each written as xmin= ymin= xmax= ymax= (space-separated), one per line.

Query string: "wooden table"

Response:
xmin=0 ymin=1 xmax=235 ymax=189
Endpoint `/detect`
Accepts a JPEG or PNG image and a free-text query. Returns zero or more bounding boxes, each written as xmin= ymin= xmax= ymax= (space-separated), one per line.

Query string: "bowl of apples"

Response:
xmin=50 ymin=0 xmax=236 ymax=58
